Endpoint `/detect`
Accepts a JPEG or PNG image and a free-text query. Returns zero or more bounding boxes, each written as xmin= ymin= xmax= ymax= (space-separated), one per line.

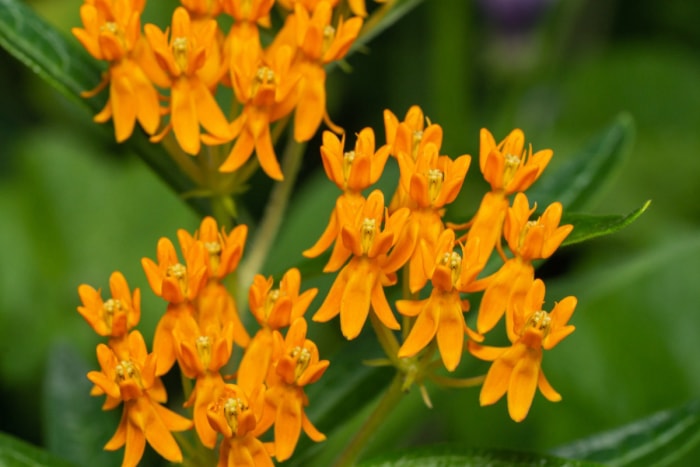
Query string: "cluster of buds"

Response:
xmin=72 ymin=0 xmax=371 ymax=180
xmin=78 ymin=217 xmax=328 ymax=466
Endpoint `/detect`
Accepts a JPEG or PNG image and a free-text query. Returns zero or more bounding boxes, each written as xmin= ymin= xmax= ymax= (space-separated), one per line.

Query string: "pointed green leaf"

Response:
xmin=528 ymin=113 xmax=635 ymax=211
xmin=352 ymin=0 xmax=426 ymax=52
xmin=562 ymin=200 xmax=650 ymax=247
xmin=0 ymin=432 xmax=76 ymax=467
xmin=551 ymin=399 xmax=700 ymax=466
xmin=358 ymin=445 xmax=603 ymax=467
xmin=42 ymin=342 xmax=121 ymax=467
xmin=0 ymin=0 xmax=205 ymax=213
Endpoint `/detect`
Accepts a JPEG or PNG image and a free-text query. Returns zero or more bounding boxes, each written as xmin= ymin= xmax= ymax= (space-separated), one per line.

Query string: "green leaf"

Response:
xmin=42 ymin=342 xmax=121 ymax=467
xmin=0 ymin=0 xmax=203 ymax=213
xmin=562 ymin=200 xmax=651 ymax=247
xmin=0 ymin=432 xmax=76 ymax=467
xmin=551 ymin=399 xmax=700 ymax=466
xmin=357 ymin=445 xmax=603 ymax=467
xmin=352 ymin=0 xmax=426 ymax=52
xmin=528 ymin=113 xmax=635 ymax=211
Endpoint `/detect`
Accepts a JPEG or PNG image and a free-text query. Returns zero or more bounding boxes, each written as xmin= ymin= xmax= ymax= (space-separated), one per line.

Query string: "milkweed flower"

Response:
xmin=397 ymin=229 xmax=483 ymax=371
xmin=174 ymin=319 xmax=235 ymax=447
xmin=207 ymin=384 xmax=274 ymax=467
xmin=303 ymin=128 xmax=390 ymax=264
xmin=72 ymin=0 xmax=162 ymax=142
xmin=145 ymin=7 xmax=233 ymax=155
xmin=281 ymin=1 xmax=363 ymax=141
xmin=77 ymin=271 xmax=141 ymax=355
xmin=87 ymin=331 xmax=192 ymax=467
xmin=238 ymin=268 xmax=318 ymax=393
xmin=470 ymin=279 xmax=576 ymax=422
xmin=313 ymin=190 xmax=416 ymax=339
xmin=256 ymin=318 xmax=329 ymax=461
xmin=395 ymin=141 xmax=471 ymax=292
xmin=457 ymin=128 xmax=553 ymax=267
xmin=477 ymin=193 xmax=573 ymax=334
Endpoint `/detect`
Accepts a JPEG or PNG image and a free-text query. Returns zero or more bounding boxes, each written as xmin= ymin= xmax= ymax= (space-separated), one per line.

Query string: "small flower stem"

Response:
xmin=333 ymin=372 xmax=405 ymax=467
xmin=237 ymin=132 xmax=306 ymax=306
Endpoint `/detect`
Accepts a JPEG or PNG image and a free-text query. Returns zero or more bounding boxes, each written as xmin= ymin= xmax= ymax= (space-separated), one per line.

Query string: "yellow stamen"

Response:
xmin=360 ymin=218 xmax=376 ymax=255
xmin=172 ymin=36 xmax=188 ymax=73
xmin=223 ymin=397 xmax=248 ymax=434
xmin=291 ymin=346 xmax=311 ymax=381
xmin=195 ymin=335 xmax=212 ymax=368
xmin=322 ymin=25 xmax=336 ymax=55
xmin=265 ymin=289 xmax=280 ymax=319
xmin=503 ymin=153 xmax=521 ymax=186
xmin=440 ymin=251 xmax=462 ymax=286
xmin=525 ymin=310 xmax=551 ymax=335
xmin=412 ymin=130 xmax=423 ymax=159
xmin=427 ymin=168 xmax=444 ymax=203
xmin=102 ymin=298 xmax=122 ymax=328
xmin=342 ymin=150 xmax=356 ymax=185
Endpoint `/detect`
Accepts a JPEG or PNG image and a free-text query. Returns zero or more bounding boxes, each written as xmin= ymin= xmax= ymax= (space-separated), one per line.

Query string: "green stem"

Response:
xmin=333 ymin=373 xmax=405 ymax=467
xmin=236 ymin=133 xmax=306 ymax=306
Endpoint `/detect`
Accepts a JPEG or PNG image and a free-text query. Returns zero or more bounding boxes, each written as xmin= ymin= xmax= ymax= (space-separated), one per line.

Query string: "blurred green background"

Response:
xmin=1 ymin=0 xmax=700 ymax=465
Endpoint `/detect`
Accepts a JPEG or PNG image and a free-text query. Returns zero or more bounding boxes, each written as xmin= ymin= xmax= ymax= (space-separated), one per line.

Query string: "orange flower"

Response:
xmin=207 ymin=384 xmax=274 ymax=467
xmin=313 ymin=190 xmax=416 ymax=339
xmin=470 ymin=279 xmax=576 ymax=422
xmin=219 ymin=29 xmax=298 ymax=179
xmin=175 ymin=319 xmax=234 ymax=447
xmin=384 ymin=106 xmax=443 ymax=161
xmin=248 ymin=268 xmax=318 ymax=330
xmin=72 ymin=0 xmax=161 ymax=142
xmin=77 ymin=271 xmax=140 ymax=347
xmin=259 ymin=318 xmax=328 ymax=461
xmin=477 ymin=193 xmax=573 ymax=334
xmin=141 ymin=237 xmax=208 ymax=304
xmin=396 ymin=141 xmax=472 ymax=292
xmin=87 ymin=331 xmax=192 ymax=467
xmin=220 ymin=0 xmax=275 ymax=25
xmin=177 ymin=216 xmax=248 ymax=281
xmin=397 ymin=229 xmax=483 ymax=371
xmin=480 ymin=128 xmax=553 ymax=194
xmin=303 ymin=129 xmax=390 ymax=261
xmin=455 ymin=128 xmax=554 ymax=265
xmin=145 ymin=7 xmax=232 ymax=154
xmin=237 ymin=268 xmax=318 ymax=398
xmin=287 ymin=1 xmax=363 ymax=141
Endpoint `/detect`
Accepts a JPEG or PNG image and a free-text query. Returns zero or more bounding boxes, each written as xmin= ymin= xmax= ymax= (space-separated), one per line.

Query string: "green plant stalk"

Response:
xmin=237 ymin=133 xmax=306 ymax=305
xmin=332 ymin=372 xmax=405 ymax=467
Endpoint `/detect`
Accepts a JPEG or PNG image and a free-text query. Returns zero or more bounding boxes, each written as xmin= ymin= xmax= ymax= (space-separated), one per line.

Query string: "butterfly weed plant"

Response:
xmin=0 ymin=0 xmax=665 ymax=466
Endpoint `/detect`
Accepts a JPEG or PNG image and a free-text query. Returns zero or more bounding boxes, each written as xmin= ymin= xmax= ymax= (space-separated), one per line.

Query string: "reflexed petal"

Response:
xmin=480 ymin=358 xmax=511 ymax=406
xmin=171 ymin=79 xmax=201 ymax=154
xmin=123 ymin=420 xmax=146 ymax=467
xmin=274 ymin=391 xmax=303 ymax=461
xmin=538 ymin=370 xmax=562 ymax=402
xmin=507 ymin=352 xmax=540 ymax=422
xmin=398 ymin=302 xmax=437 ymax=358
xmin=436 ymin=297 xmax=466 ymax=371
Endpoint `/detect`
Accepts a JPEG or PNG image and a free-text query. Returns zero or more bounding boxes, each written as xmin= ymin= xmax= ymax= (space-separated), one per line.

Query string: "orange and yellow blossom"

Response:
xmin=72 ymin=0 xmax=161 ymax=142
xmin=142 ymin=237 xmax=209 ymax=374
xmin=238 ymin=268 xmax=318 ymax=392
xmin=145 ymin=7 xmax=232 ymax=155
xmin=313 ymin=190 xmax=416 ymax=339
xmin=220 ymin=0 xmax=275 ymax=26
xmin=469 ymin=279 xmax=576 ymax=422
xmin=178 ymin=217 xmax=250 ymax=347
xmin=284 ymin=1 xmax=363 ymax=141
xmin=174 ymin=318 xmax=235 ymax=448
xmin=219 ymin=34 xmax=298 ymax=179
xmin=303 ymin=128 xmax=390 ymax=263
xmin=477 ymin=193 xmax=573 ymax=334
xmin=256 ymin=318 xmax=329 ymax=461
xmin=88 ymin=331 xmax=192 ymax=467
xmin=77 ymin=271 xmax=140 ymax=355
xmin=396 ymin=141 xmax=471 ymax=292
xmin=383 ymin=106 xmax=443 ymax=212
xmin=207 ymin=384 xmax=274 ymax=467
xmin=397 ymin=229 xmax=483 ymax=371
xmin=457 ymin=128 xmax=553 ymax=267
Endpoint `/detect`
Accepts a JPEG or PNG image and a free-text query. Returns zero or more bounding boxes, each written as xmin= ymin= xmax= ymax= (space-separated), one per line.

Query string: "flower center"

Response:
xmin=504 ymin=152 xmax=521 ymax=186
xmin=427 ymin=168 xmax=444 ymax=203
xmin=223 ymin=397 xmax=248 ymax=434
xmin=322 ymin=25 xmax=336 ymax=55
xmin=102 ymin=298 xmax=123 ymax=328
xmin=265 ymin=288 xmax=280 ymax=319
xmin=343 ymin=150 xmax=356 ymax=185
xmin=440 ymin=251 xmax=462 ymax=286
xmin=291 ymin=346 xmax=311 ymax=381
xmin=360 ymin=218 xmax=376 ymax=255
xmin=412 ymin=130 xmax=423 ymax=159
xmin=518 ymin=219 xmax=539 ymax=252
xmin=195 ymin=335 xmax=212 ymax=368
xmin=172 ymin=36 xmax=188 ymax=72
xmin=525 ymin=310 xmax=551 ymax=336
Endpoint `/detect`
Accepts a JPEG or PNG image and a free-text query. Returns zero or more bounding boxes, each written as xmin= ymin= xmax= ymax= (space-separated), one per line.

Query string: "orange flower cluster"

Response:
xmin=78 ymin=217 xmax=328 ymax=466
xmin=306 ymin=105 xmax=577 ymax=421
xmin=72 ymin=0 xmax=369 ymax=180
